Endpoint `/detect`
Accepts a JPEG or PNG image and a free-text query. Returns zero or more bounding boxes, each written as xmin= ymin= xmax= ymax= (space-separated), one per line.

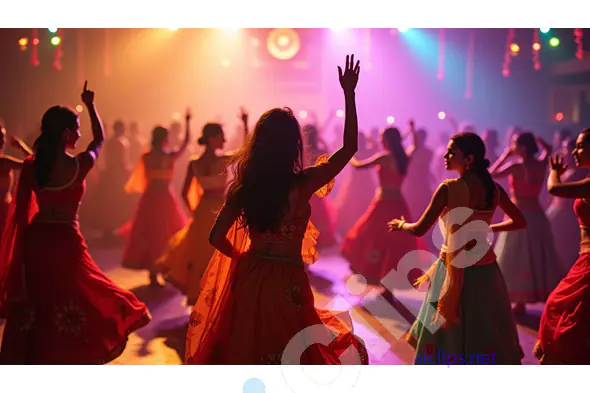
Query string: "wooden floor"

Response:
xmin=0 ymin=242 xmax=542 ymax=365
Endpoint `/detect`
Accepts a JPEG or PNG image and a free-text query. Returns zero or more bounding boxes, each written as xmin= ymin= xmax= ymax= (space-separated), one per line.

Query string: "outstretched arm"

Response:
xmin=304 ymin=54 xmax=361 ymax=194
xmin=350 ymin=152 xmax=387 ymax=169
xmin=536 ymin=135 xmax=553 ymax=162
xmin=388 ymin=182 xmax=448 ymax=237
xmin=170 ymin=108 xmax=191 ymax=159
xmin=9 ymin=135 xmax=33 ymax=156
xmin=547 ymin=154 xmax=590 ymax=198
xmin=82 ymin=81 xmax=105 ymax=163
xmin=489 ymin=149 xmax=516 ymax=178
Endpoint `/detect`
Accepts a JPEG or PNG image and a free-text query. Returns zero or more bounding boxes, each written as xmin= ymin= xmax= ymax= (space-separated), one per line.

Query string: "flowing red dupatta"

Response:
xmin=0 ymin=157 xmax=38 ymax=319
xmin=184 ymin=156 xmax=334 ymax=364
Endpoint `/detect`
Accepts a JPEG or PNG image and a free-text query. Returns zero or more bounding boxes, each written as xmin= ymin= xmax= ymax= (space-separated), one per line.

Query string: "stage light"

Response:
xmin=336 ymin=109 xmax=344 ymax=118
xmin=76 ymin=105 xmax=84 ymax=113
xmin=48 ymin=28 xmax=58 ymax=33
xmin=510 ymin=43 xmax=520 ymax=54
xmin=18 ymin=37 xmax=28 ymax=46
xmin=51 ymin=36 xmax=61 ymax=46
xmin=438 ymin=111 xmax=446 ymax=120
xmin=386 ymin=116 xmax=395 ymax=124
xmin=267 ymin=28 xmax=300 ymax=60
xmin=533 ymin=42 xmax=541 ymax=51
xmin=555 ymin=112 xmax=564 ymax=121
xmin=167 ymin=28 xmax=179 ymax=31
xmin=549 ymin=37 xmax=560 ymax=47
xmin=220 ymin=58 xmax=231 ymax=68
xmin=299 ymin=110 xmax=307 ymax=119
xmin=540 ymin=28 xmax=551 ymax=34
xmin=330 ymin=28 xmax=345 ymax=33
xmin=33 ymin=38 xmax=39 ymax=45
xmin=397 ymin=28 xmax=410 ymax=33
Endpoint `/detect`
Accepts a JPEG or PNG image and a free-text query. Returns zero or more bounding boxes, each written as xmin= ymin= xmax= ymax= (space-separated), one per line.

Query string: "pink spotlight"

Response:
xmin=336 ymin=109 xmax=344 ymax=118
xmin=299 ymin=110 xmax=308 ymax=119
xmin=438 ymin=111 xmax=446 ymax=120
xmin=386 ymin=116 xmax=395 ymax=124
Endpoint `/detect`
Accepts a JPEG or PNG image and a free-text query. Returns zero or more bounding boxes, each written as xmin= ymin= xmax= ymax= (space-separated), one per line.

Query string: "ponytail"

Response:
xmin=472 ymin=158 xmax=495 ymax=208
xmin=33 ymin=132 xmax=60 ymax=187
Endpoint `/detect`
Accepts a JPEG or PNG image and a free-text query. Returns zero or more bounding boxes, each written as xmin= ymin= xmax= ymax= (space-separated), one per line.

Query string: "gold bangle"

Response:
xmin=398 ymin=216 xmax=406 ymax=230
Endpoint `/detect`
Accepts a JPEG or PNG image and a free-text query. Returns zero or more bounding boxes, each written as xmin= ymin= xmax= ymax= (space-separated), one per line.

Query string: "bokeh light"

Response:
xmin=167 ymin=28 xmax=179 ymax=31
xmin=51 ymin=36 xmax=61 ymax=46
xmin=336 ymin=109 xmax=344 ymax=118
xmin=267 ymin=28 xmax=300 ymax=60
xmin=76 ymin=105 xmax=84 ymax=113
xmin=48 ymin=28 xmax=58 ymax=33
xmin=549 ymin=37 xmax=560 ymax=47
xmin=510 ymin=43 xmax=520 ymax=54
xmin=18 ymin=37 xmax=28 ymax=46
xmin=533 ymin=42 xmax=541 ymax=51
xmin=540 ymin=28 xmax=551 ymax=34
xmin=438 ymin=111 xmax=446 ymax=120
xmin=555 ymin=112 xmax=564 ymax=121
xmin=299 ymin=110 xmax=307 ymax=119
xmin=386 ymin=116 xmax=395 ymax=124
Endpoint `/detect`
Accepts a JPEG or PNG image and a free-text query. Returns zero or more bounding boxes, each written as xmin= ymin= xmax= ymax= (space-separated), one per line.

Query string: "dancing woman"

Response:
xmin=185 ymin=55 xmax=368 ymax=365
xmin=0 ymin=83 xmax=150 ymax=364
xmin=341 ymin=125 xmax=426 ymax=300
xmin=490 ymin=132 xmax=562 ymax=315
xmin=388 ymin=132 xmax=525 ymax=364
xmin=156 ymin=110 xmax=249 ymax=306
xmin=0 ymin=128 xmax=32 ymax=233
xmin=534 ymin=128 xmax=590 ymax=364
xmin=121 ymin=110 xmax=191 ymax=287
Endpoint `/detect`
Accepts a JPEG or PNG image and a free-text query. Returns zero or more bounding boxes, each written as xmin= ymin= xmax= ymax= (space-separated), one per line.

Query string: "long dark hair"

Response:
xmin=34 ymin=106 xmax=79 ymax=187
xmin=226 ymin=108 xmax=304 ymax=233
xmin=515 ymin=132 xmax=539 ymax=156
xmin=450 ymin=132 xmax=495 ymax=207
xmin=382 ymin=127 xmax=408 ymax=175
xmin=151 ymin=126 xmax=168 ymax=149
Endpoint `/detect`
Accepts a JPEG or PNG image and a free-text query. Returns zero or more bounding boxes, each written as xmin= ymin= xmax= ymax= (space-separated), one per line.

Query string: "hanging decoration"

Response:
xmin=104 ymin=28 xmax=111 ymax=76
xmin=437 ymin=28 xmax=445 ymax=80
xmin=77 ymin=29 xmax=85 ymax=87
xmin=465 ymin=30 xmax=475 ymax=99
xmin=574 ymin=28 xmax=584 ymax=60
xmin=532 ymin=28 xmax=541 ymax=71
xmin=30 ymin=28 xmax=39 ymax=67
xmin=502 ymin=28 xmax=515 ymax=77
xmin=53 ymin=29 xmax=63 ymax=71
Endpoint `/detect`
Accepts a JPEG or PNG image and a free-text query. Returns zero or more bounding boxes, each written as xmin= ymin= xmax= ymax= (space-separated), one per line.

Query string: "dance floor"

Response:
xmin=0 ymin=242 xmax=541 ymax=365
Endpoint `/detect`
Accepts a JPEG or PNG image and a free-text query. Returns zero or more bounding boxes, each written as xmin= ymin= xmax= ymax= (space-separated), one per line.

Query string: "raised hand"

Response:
xmin=239 ymin=107 xmax=248 ymax=124
xmin=338 ymin=54 xmax=360 ymax=94
xmin=186 ymin=107 xmax=192 ymax=122
xmin=409 ymin=119 xmax=415 ymax=131
xmin=549 ymin=153 xmax=568 ymax=175
xmin=81 ymin=81 xmax=94 ymax=106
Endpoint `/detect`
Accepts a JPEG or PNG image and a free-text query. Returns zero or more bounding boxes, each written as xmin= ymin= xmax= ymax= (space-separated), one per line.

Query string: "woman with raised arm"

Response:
xmin=155 ymin=109 xmax=249 ymax=306
xmin=0 ymin=128 xmax=33 ymax=234
xmin=342 ymin=125 xmax=426 ymax=302
xmin=121 ymin=110 xmax=191 ymax=287
xmin=490 ymin=132 xmax=562 ymax=315
xmin=185 ymin=55 xmax=368 ymax=365
xmin=0 ymin=83 xmax=150 ymax=364
xmin=534 ymin=128 xmax=590 ymax=364
xmin=388 ymin=132 xmax=525 ymax=364
xmin=546 ymin=137 xmax=588 ymax=271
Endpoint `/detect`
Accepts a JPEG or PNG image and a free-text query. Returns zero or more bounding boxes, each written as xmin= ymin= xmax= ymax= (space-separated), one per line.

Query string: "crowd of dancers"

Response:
xmin=0 ymin=54 xmax=589 ymax=364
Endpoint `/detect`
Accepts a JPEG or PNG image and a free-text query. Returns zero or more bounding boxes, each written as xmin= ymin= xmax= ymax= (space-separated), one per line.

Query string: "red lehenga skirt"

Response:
xmin=185 ymin=222 xmax=369 ymax=365
xmin=121 ymin=183 xmax=187 ymax=271
xmin=342 ymin=192 xmax=427 ymax=286
xmin=309 ymin=195 xmax=337 ymax=249
xmin=0 ymin=220 xmax=151 ymax=364
xmin=535 ymin=252 xmax=590 ymax=364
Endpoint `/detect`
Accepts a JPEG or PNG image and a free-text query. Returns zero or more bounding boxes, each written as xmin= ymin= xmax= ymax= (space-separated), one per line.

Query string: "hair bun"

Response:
xmin=197 ymin=136 xmax=206 ymax=145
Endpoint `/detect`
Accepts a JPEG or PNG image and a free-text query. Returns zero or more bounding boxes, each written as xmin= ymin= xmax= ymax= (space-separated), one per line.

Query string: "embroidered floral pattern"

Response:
xmin=366 ymin=249 xmax=381 ymax=264
xmin=261 ymin=353 xmax=283 ymax=365
xmin=285 ymin=285 xmax=303 ymax=310
xmin=54 ymin=301 xmax=87 ymax=337
xmin=204 ymin=289 xmax=216 ymax=307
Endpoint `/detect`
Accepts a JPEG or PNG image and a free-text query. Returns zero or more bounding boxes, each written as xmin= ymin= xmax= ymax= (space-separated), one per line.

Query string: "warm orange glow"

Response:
xmin=533 ymin=42 xmax=541 ymax=51
xmin=555 ymin=112 xmax=564 ymax=121
xmin=221 ymin=58 xmax=231 ymax=68
xmin=76 ymin=105 xmax=84 ymax=113
xmin=510 ymin=43 xmax=520 ymax=54
xmin=267 ymin=28 xmax=300 ymax=60
xmin=18 ymin=37 xmax=28 ymax=46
